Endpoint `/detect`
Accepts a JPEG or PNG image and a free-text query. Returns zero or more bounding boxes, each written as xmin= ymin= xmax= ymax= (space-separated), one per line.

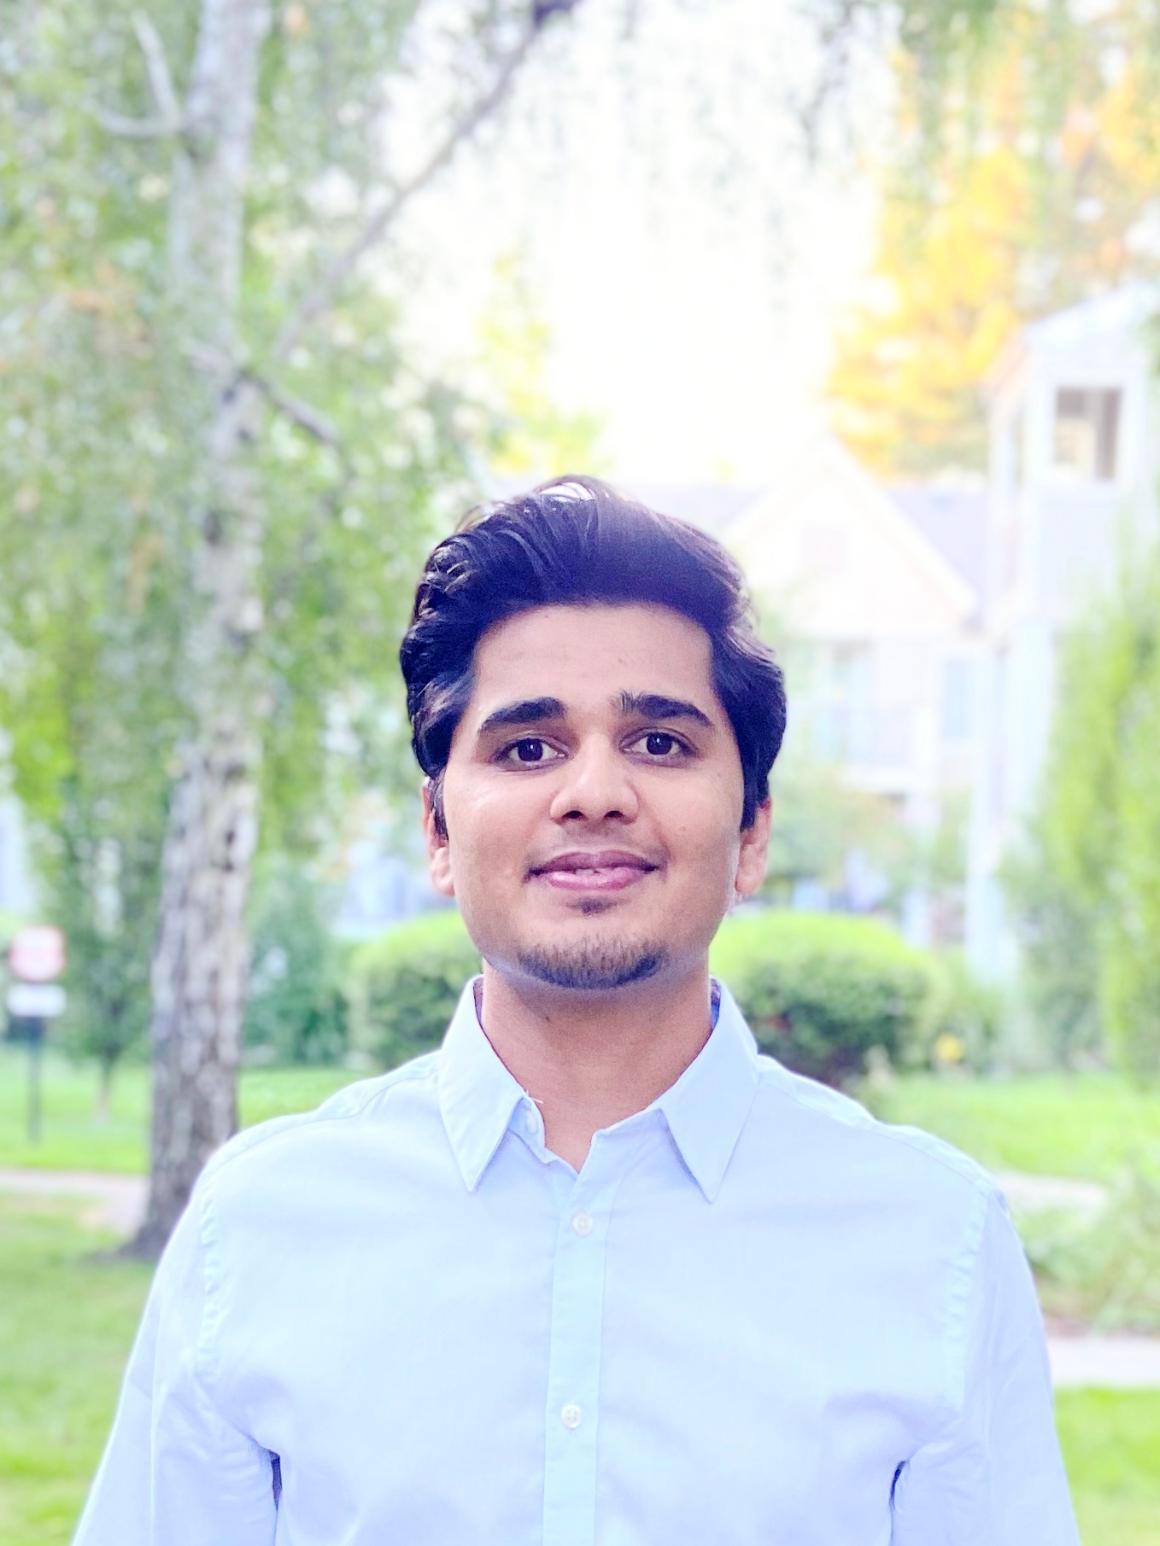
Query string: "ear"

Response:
xmin=733 ymin=798 xmax=771 ymax=902
xmin=422 ymin=782 xmax=455 ymax=899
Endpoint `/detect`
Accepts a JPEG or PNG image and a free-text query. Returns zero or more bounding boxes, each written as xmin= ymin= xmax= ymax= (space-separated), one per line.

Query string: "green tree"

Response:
xmin=0 ymin=319 xmax=180 ymax=1106
xmin=0 ymin=0 xmax=1015 ymax=1254
xmin=244 ymin=854 xmax=349 ymax=1066
xmin=1 ymin=0 xmax=577 ymax=1254
xmin=476 ymin=253 xmax=608 ymax=479
xmin=1007 ymin=543 xmax=1160 ymax=1085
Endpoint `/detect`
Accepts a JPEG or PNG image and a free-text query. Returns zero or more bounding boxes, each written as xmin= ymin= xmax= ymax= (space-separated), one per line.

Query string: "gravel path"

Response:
xmin=995 ymin=1171 xmax=1110 ymax=1218
xmin=2 ymin=1166 xmax=1156 ymax=1389
xmin=1047 ymin=1332 xmax=1160 ymax=1389
xmin=0 ymin=1166 xmax=145 ymax=1234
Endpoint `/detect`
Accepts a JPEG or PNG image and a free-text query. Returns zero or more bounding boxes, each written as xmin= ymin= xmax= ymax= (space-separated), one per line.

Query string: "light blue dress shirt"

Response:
xmin=75 ymin=978 xmax=1080 ymax=1545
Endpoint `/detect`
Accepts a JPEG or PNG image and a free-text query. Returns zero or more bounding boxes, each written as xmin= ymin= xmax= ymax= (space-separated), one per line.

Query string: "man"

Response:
xmin=76 ymin=477 xmax=1079 ymax=1544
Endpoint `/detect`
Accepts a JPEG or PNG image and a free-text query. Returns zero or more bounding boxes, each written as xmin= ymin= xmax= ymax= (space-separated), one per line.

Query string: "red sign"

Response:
xmin=9 ymin=926 xmax=66 ymax=983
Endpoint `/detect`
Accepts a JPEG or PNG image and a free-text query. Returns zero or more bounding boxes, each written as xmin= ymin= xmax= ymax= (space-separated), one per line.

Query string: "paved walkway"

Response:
xmin=0 ymin=1166 xmax=145 ymax=1234
xmin=3 ymin=1166 xmax=1158 ymax=1389
xmin=1047 ymin=1331 xmax=1160 ymax=1389
xmin=995 ymin=1170 xmax=1109 ymax=1219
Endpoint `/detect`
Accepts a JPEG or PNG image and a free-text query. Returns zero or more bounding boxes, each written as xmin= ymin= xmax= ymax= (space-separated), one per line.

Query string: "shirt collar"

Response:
xmin=437 ymin=976 xmax=760 ymax=1201
xmin=652 ymin=980 xmax=759 ymax=1202
xmin=437 ymin=980 xmax=528 ymax=1194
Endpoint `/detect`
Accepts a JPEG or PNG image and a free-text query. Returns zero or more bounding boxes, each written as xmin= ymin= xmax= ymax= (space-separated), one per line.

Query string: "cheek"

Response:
xmin=671 ymin=805 xmax=743 ymax=883
xmin=444 ymin=778 xmax=533 ymax=877
xmin=683 ymin=772 xmax=743 ymax=842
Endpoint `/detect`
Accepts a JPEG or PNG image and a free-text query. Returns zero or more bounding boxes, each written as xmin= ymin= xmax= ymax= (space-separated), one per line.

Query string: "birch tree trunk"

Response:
xmin=132 ymin=0 xmax=271 ymax=1257
xmin=123 ymin=0 xmax=576 ymax=1257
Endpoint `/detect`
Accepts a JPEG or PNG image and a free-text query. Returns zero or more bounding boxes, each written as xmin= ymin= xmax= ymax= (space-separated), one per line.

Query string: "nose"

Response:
xmin=548 ymin=736 xmax=640 ymax=824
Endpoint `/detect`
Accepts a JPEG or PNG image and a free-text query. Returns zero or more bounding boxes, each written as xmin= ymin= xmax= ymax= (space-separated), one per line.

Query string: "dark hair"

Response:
xmin=400 ymin=476 xmax=787 ymax=832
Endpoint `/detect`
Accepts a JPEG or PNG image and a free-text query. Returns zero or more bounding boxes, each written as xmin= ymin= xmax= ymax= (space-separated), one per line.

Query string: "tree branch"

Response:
xmin=91 ymin=11 xmax=187 ymax=141
xmin=272 ymin=5 xmax=582 ymax=364
xmin=132 ymin=12 xmax=184 ymax=130
xmin=251 ymin=373 xmax=342 ymax=450
xmin=90 ymin=105 xmax=182 ymax=139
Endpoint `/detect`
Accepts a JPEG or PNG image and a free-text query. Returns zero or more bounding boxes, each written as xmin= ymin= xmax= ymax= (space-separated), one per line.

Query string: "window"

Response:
xmin=1052 ymin=387 xmax=1121 ymax=482
xmin=941 ymin=657 xmax=972 ymax=742
xmin=813 ymin=643 xmax=872 ymax=761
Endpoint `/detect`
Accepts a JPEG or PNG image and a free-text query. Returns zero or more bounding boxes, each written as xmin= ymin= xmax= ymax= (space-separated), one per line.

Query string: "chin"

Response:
xmin=513 ymin=939 xmax=670 ymax=992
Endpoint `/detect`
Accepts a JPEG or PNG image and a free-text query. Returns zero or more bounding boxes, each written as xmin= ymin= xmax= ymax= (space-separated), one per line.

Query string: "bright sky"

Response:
xmin=389 ymin=0 xmax=890 ymax=484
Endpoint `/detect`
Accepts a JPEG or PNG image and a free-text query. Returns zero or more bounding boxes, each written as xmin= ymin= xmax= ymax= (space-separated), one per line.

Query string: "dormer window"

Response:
xmin=1052 ymin=387 xmax=1121 ymax=482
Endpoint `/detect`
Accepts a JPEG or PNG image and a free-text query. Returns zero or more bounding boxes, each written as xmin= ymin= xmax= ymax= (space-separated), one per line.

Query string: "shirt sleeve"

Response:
xmin=73 ymin=1179 xmax=277 ymax=1546
xmin=890 ymin=1186 xmax=1081 ymax=1546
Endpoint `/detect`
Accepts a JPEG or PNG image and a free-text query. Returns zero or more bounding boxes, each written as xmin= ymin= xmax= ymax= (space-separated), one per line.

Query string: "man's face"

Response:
xmin=424 ymin=602 xmax=771 ymax=992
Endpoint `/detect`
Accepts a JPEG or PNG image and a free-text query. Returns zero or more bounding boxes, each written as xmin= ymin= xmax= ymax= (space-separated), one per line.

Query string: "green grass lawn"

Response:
xmin=0 ymin=1198 xmax=153 ymax=1544
xmin=1059 ymin=1388 xmax=1160 ymax=1543
xmin=5 ymin=1044 xmax=1157 ymax=1184
xmin=0 ymin=1048 xmax=355 ymax=1173
xmin=0 ymin=1192 xmax=1154 ymax=1545
xmin=858 ymin=1070 xmax=1160 ymax=1181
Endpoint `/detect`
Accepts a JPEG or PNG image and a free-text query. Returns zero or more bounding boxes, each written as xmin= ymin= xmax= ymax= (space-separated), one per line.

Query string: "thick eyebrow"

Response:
xmin=616 ymin=691 xmax=714 ymax=729
xmin=476 ymin=697 xmax=567 ymax=738
xmin=476 ymin=691 xmax=716 ymax=741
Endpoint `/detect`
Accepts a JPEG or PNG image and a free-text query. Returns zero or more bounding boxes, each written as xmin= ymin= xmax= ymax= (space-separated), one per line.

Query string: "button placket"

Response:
xmin=540 ymin=1175 xmax=617 ymax=1546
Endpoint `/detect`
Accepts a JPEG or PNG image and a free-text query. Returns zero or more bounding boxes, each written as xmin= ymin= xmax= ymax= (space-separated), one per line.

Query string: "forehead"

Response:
xmin=468 ymin=603 xmax=716 ymax=708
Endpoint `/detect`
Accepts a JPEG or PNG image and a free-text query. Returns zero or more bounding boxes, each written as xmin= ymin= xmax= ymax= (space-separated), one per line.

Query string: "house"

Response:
xmin=628 ymin=448 xmax=986 ymax=944
xmin=13 ymin=285 xmax=1151 ymax=957
xmin=965 ymin=285 xmax=1160 ymax=982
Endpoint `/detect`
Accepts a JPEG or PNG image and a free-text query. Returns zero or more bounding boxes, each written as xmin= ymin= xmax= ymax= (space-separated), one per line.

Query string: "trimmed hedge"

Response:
xmin=711 ymin=910 xmax=938 ymax=1086
xmin=349 ymin=906 xmax=963 ymax=1088
xmin=348 ymin=909 xmax=479 ymax=1068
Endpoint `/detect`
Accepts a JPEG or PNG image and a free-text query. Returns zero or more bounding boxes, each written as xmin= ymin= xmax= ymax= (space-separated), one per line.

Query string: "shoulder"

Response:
xmin=750 ymin=1052 xmax=999 ymax=1213
xmin=199 ymin=1050 xmax=441 ymax=1197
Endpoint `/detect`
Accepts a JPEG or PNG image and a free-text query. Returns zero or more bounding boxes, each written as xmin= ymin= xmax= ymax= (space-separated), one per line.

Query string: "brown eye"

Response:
xmin=628 ymin=731 xmax=687 ymax=758
xmin=500 ymin=738 xmax=560 ymax=765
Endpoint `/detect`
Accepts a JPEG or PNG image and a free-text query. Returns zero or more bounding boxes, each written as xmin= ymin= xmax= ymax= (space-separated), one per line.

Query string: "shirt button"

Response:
xmin=560 ymin=1403 xmax=583 ymax=1430
xmin=571 ymin=1211 xmax=594 ymax=1236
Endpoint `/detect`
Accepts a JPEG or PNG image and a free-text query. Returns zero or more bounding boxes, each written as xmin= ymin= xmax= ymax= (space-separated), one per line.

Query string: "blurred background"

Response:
xmin=1 ymin=1 xmax=1159 ymax=1540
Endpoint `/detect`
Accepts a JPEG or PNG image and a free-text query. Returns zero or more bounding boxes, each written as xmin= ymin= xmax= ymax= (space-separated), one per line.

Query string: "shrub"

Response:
xmin=1002 ymin=836 xmax=1102 ymax=1068
xmin=1018 ymin=1150 xmax=1160 ymax=1333
xmin=244 ymin=859 xmax=349 ymax=1065
xmin=710 ymin=910 xmax=938 ymax=1086
xmin=923 ymin=949 xmax=1006 ymax=1073
xmin=348 ymin=909 xmax=479 ymax=1068
xmin=349 ymin=905 xmax=947 ymax=1087
xmin=1003 ymin=543 xmax=1160 ymax=1085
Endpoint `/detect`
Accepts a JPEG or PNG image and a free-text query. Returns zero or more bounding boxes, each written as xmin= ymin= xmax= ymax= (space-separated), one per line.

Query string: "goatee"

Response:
xmin=516 ymin=938 xmax=668 ymax=991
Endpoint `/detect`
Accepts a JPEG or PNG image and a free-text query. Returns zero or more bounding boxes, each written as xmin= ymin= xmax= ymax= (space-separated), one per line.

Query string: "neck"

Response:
xmin=476 ymin=961 xmax=714 ymax=1171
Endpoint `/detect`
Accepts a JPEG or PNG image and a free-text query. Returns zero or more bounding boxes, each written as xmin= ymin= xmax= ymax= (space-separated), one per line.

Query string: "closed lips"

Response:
xmin=530 ymin=852 xmax=658 ymax=875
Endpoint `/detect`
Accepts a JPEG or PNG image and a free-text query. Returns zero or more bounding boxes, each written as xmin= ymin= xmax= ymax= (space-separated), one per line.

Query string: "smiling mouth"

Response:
xmin=529 ymin=862 xmax=657 ymax=894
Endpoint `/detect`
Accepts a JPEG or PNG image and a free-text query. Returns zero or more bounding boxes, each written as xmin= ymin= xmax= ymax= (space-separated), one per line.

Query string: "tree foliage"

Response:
xmin=828 ymin=0 xmax=1160 ymax=474
xmin=243 ymin=854 xmax=349 ymax=1066
xmin=1006 ymin=542 xmax=1160 ymax=1086
xmin=0 ymin=0 xmax=503 ymax=1102
xmin=0 ymin=0 xmax=1026 ymax=1247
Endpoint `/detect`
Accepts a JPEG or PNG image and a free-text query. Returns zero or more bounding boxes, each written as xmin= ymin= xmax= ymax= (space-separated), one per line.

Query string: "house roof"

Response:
xmin=989 ymin=282 xmax=1160 ymax=388
xmin=887 ymin=484 xmax=987 ymax=602
xmin=481 ymin=448 xmax=980 ymax=639
xmin=1022 ymin=283 xmax=1159 ymax=349
xmin=718 ymin=437 xmax=979 ymax=639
